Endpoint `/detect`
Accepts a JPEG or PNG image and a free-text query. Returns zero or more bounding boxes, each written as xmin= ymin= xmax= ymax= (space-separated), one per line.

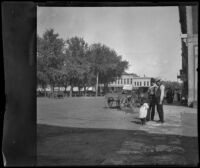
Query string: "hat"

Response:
xmin=151 ymin=78 xmax=156 ymax=83
xmin=155 ymin=77 xmax=161 ymax=82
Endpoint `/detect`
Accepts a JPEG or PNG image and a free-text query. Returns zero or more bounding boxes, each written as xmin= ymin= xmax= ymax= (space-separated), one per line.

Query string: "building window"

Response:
xmin=121 ymin=79 xmax=123 ymax=84
xmin=135 ymin=82 xmax=136 ymax=86
xmin=144 ymin=81 xmax=146 ymax=86
xmin=127 ymin=78 xmax=129 ymax=84
xmin=137 ymin=82 xmax=139 ymax=86
xmin=147 ymin=81 xmax=149 ymax=86
xmin=140 ymin=82 xmax=141 ymax=86
xmin=118 ymin=79 xmax=119 ymax=84
xmin=124 ymin=79 xmax=126 ymax=84
xmin=130 ymin=78 xmax=132 ymax=84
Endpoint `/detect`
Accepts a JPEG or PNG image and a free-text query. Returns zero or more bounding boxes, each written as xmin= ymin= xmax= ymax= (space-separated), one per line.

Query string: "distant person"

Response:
xmin=166 ymin=88 xmax=173 ymax=103
xmin=177 ymin=91 xmax=181 ymax=102
xmin=173 ymin=90 xmax=178 ymax=102
xmin=146 ymin=78 xmax=157 ymax=121
xmin=155 ymin=78 xmax=165 ymax=123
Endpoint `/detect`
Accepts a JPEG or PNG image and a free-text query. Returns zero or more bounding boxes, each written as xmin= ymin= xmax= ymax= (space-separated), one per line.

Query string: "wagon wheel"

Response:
xmin=129 ymin=96 xmax=135 ymax=109
xmin=126 ymin=96 xmax=132 ymax=107
xmin=108 ymin=101 xmax=113 ymax=108
xmin=107 ymin=97 xmax=113 ymax=108
xmin=116 ymin=98 xmax=121 ymax=109
xmin=119 ymin=97 xmax=126 ymax=109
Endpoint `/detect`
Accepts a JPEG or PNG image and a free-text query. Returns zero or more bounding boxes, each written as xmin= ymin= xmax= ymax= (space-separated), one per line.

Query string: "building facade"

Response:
xmin=178 ymin=5 xmax=198 ymax=107
xmin=104 ymin=73 xmax=151 ymax=92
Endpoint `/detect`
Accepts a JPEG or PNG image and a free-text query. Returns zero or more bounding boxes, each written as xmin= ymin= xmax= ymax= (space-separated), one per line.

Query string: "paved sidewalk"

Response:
xmin=101 ymin=106 xmax=198 ymax=165
xmin=134 ymin=105 xmax=198 ymax=137
xmin=101 ymin=135 xmax=197 ymax=165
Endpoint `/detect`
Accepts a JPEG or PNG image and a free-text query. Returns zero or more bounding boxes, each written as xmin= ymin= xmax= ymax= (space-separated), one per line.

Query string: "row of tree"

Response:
xmin=37 ymin=29 xmax=129 ymax=97
xmin=163 ymin=81 xmax=183 ymax=91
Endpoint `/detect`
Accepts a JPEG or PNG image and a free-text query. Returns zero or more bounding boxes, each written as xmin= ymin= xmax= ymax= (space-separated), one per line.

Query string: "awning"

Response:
xmin=87 ymin=86 xmax=96 ymax=92
xmin=60 ymin=87 xmax=65 ymax=91
xmin=66 ymin=86 xmax=71 ymax=91
xmin=54 ymin=87 xmax=59 ymax=91
xmin=122 ymin=85 xmax=133 ymax=90
xmin=46 ymin=87 xmax=51 ymax=91
xmin=37 ymin=87 xmax=44 ymax=91
xmin=73 ymin=87 xmax=79 ymax=92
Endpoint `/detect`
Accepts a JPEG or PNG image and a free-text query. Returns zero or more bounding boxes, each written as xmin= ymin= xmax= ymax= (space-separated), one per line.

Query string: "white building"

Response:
xmin=101 ymin=73 xmax=152 ymax=92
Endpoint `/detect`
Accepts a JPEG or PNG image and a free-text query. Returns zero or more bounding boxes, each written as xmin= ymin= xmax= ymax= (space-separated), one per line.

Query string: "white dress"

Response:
xmin=139 ymin=103 xmax=149 ymax=118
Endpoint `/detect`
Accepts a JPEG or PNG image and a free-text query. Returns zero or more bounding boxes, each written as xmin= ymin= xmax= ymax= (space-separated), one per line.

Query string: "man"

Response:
xmin=146 ymin=78 xmax=157 ymax=121
xmin=155 ymin=78 xmax=165 ymax=123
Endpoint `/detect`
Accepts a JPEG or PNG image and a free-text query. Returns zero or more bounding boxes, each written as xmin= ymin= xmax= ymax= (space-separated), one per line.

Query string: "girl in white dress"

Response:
xmin=139 ymin=103 xmax=149 ymax=125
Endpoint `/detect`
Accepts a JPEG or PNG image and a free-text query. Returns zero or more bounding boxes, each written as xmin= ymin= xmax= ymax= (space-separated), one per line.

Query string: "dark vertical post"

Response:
xmin=95 ymin=72 xmax=99 ymax=97
xmin=2 ymin=2 xmax=36 ymax=166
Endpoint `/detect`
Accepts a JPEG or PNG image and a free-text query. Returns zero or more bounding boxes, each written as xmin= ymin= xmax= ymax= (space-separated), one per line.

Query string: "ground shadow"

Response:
xmin=37 ymin=124 xmax=198 ymax=166
xmin=103 ymin=106 xmax=121 ymax=110
xmin=131 ymin=120 xmax=142 ymax=125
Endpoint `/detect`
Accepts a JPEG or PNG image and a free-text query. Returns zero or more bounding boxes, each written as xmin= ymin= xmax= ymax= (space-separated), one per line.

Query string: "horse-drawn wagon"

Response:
xmin=105 ymin=85 xmax=143 ymax=110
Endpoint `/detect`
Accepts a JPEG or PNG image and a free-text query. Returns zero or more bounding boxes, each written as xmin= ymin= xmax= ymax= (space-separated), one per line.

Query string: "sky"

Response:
xmin=37 ymin=6 xmax=182 ymax=81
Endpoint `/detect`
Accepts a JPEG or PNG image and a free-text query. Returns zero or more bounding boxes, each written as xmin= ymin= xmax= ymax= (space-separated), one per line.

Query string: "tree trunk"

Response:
xmin=104 ymin=83 xmax=108 ymax=95
xmin=70 ymin=85 xmax=73 ymax=97
xmin=78 ymin=86 xmax=80 ymax=96
xmin=96 ymin=72 xmax=99 ymax=97
xmin=43 ymin=85 xmax=47 ymax=97
xmin=52 ymin=84 xmax=54 ymax=93
xmin=64 ymin=85 xmax=67 ymax=97
xmin=84 ymin=85 xmax=86 ymax=96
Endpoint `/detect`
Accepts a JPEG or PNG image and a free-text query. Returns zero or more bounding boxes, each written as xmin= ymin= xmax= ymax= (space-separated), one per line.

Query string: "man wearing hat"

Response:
xmin=146 ymin=78 xmax=157 ymax=121
xmin=155 ymin=77 xmax=165 ymax=123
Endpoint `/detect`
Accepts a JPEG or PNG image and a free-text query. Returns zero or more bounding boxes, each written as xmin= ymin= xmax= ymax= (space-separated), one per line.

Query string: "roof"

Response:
xmin=122 ymin=72 xmax=139 ymax=77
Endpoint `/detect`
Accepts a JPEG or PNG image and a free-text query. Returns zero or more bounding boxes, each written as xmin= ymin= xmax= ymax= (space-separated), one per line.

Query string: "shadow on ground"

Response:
xmin=37 ymin=124 xmax=198 ymax=166
xmin=131 ymin=121 xmax=142 ymax=125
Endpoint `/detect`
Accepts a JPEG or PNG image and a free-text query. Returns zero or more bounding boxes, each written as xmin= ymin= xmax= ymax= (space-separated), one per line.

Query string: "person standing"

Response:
xmin=155 ymin=78 xmax=165 ymax=123
xmin=146 ymin=78 xmax=157 ymax=121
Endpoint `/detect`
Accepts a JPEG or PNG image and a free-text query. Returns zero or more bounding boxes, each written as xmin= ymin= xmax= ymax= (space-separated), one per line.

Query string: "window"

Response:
xmin=127 ymin=78 xmax=129 ymax=84
xmin=137 ymin=82 xmax=139 ymax=86
xmin=140 ymin=82 xmax=141 ymax=86
xmin=144 ymin=81 xmax=146 ymax=86
xmin=135 ymin=82 xmax=136 ymax=86
xmin=124 ymin=79 xmax=126 ymax=84
xmin=121 ymin=79 xmax=123 ymax=84
xmin=147 ymin=81 xmax=149 ymax=86
xmin=118 ymin=79 xmax=119 ymax=84
xmin=130 ymin=78 xmax=132 ymax=84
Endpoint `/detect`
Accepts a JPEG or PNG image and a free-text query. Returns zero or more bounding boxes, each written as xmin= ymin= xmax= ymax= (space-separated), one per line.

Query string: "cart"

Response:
xmin=105 ymin=85 xmax=141 ymax=109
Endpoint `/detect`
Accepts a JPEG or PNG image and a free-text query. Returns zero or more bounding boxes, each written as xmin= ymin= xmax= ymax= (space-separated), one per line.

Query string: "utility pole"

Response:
xmin=96 ymin=72 xmax=99 ymax=97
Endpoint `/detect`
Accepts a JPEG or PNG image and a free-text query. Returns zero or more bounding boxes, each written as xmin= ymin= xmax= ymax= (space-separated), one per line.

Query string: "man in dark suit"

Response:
xmin=146 ymin=78 xmax=157 ymax=121
xmin=155 ymin=78 xmax=165 ymax=123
